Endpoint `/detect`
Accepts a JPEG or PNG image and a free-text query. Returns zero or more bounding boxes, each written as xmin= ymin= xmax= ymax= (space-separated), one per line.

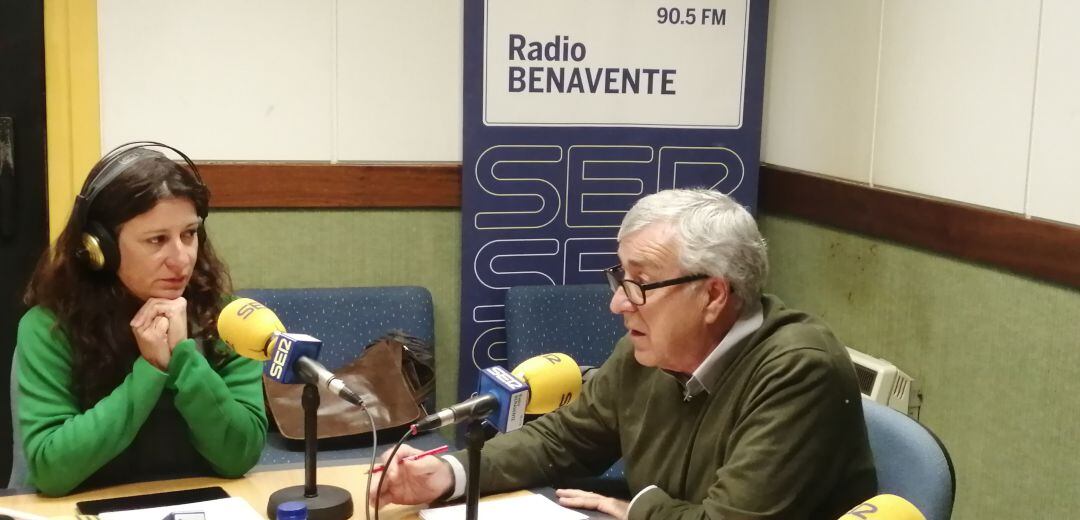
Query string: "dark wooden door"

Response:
xmin=0 ymin=0 xmax=50 ymax=485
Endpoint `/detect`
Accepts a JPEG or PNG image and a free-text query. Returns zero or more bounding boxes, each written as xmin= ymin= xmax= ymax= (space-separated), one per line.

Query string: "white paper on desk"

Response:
xmin=419 ymin=493 xmax=588 ymax=520
xmin=98 ymin=497 xmax=262 ymax=520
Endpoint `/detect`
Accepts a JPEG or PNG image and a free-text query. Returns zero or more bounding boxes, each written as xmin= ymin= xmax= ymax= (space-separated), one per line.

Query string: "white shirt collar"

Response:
xmin=682 ymin=303 xmax=764 ymax=400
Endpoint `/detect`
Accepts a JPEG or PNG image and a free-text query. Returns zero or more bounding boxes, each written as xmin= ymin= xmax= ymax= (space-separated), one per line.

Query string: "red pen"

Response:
xmin=368 ymin=445 xmax=449 ymax=474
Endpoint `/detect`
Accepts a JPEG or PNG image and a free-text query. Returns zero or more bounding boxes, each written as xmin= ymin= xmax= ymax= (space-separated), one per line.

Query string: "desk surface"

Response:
xmin=0 ymin=461 xmax=611 ymax=519
xmin=0 ymin=462 xmax=423 ymax=519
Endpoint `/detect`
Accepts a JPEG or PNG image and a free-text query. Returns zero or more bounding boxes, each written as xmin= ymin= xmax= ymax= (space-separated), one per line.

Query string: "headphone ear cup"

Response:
xmin=81 ymin=221 xmax=120 ymax=272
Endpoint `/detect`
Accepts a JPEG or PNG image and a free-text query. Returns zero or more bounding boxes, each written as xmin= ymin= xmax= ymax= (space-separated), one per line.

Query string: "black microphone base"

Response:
xmin=267 ymin=484 xmax=353 ymax=520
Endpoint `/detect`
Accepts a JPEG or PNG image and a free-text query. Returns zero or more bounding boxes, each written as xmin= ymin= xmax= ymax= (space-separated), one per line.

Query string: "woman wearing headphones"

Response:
xmin=15 ymin=143 xmax=267 ymax=496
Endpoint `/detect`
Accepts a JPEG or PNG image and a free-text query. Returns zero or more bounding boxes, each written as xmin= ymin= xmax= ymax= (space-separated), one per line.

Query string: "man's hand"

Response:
xmin=556 ymin=489 xmax=629 ymax=520
xmin=368 ymin=444 xmax=454 ymax=508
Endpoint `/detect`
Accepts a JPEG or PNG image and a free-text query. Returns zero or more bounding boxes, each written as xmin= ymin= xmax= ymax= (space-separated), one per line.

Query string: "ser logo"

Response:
xmin=488 ymin=366 xmax=525 ymax=390
xmin=268 ymin=336 xmax=293 ymax=379
xmin=844 ymin=502 xmax=878 ymax=519
xmin=235 ymin=300 xmax=265 ymax=319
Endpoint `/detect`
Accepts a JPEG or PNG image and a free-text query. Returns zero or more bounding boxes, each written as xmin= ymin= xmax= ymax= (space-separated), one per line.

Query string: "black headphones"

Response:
xmin=74 ymin=141 xmax=206 ymax=272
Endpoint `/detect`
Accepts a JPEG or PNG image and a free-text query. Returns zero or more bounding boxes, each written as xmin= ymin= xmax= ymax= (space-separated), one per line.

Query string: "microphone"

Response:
xmin=216 ymin=297 xmax=283 ymax=360
xmin=219 ymin=299 xmax=355 ymax=518
xmin=413 ymin=353 xmax=583 ymax=433
xmin=839 ymin=494 xmax=926 ymax=520
xmin=510 ymin=352 xmax=584 ymax=414
xmin=217 ymin=298 xmax=365 ymax=407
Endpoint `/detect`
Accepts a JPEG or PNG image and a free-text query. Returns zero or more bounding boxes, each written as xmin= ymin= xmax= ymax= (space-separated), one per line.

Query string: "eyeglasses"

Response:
xmin=603 ymin=264 xmax=708 ymax=305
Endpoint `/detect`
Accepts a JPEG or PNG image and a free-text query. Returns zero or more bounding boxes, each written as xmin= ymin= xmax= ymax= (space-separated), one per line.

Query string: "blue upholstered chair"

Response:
xmin=504 ymin=284 xmax=624 ymax=370
xmin=237 ymin=286 xmax=440 ymax=465
xmin=862 ymin=399 xmax=955 ymax=520
xmin=238 ymin=286 xmax=434 ymax=382
xmin=504 ymin=284 xmax=626 ymax=488
xmin=8 ymin=357 xmax=27 ymax=489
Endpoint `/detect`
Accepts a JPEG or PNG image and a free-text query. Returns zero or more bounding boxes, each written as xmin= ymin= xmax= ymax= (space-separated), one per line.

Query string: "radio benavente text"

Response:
xmin=507 ymin=34 xmax=676 ymax=95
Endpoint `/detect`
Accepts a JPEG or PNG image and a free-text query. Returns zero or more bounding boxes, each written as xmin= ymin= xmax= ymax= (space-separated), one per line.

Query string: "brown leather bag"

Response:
xmin=264 ymin=334 xmax=430 ymax=441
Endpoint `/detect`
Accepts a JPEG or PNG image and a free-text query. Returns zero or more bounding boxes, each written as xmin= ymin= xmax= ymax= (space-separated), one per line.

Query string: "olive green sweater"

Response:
xmin=457 ymin=295 xmax=877 ymax=519
xmin=15 ymin=306 xmax=268 ymax=496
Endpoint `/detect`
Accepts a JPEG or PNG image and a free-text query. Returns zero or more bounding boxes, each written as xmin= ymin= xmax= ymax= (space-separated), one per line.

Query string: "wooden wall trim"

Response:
xmin=198 ymin=162 xmax=461 ymax=208
xmin=200 ymin=161 xmax=1079 ymax=288
xmin=759 ymin=164 xmax=1080 ymax=288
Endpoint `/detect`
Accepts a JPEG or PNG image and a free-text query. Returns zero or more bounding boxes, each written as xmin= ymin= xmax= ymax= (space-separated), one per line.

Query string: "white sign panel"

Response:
xmin=483 ymin=0 xmax=749 ymax=128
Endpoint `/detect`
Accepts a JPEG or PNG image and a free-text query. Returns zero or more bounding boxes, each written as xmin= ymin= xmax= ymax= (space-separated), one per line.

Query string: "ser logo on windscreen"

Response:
xmin=268 ymin=337 xmax=293 ymax=378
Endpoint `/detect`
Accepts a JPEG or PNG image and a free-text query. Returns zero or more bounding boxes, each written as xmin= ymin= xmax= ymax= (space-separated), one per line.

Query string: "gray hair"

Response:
xmin=618 ymin=189 xmax=768 ymax=309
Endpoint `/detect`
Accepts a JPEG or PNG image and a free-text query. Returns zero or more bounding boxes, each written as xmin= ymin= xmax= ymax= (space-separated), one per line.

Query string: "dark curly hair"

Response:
xmin=24 ymin=147 xmax=233 ymax=408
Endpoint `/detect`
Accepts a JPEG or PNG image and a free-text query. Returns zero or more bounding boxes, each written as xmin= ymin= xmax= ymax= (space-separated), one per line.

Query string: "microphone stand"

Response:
xmin=267 ymin=383 xmax=354 ymax=520
xmin=465 ymin=418 xmax=486 ymax=520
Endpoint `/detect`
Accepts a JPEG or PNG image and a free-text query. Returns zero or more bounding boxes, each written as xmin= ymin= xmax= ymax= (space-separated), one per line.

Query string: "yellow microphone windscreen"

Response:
xmin=512 ymin=353 xmax=582 ymax=414
xmin=217 ymin=298 xmax=285 ymax=361
xmin=839 ymin=494 xmax=926 ymax=520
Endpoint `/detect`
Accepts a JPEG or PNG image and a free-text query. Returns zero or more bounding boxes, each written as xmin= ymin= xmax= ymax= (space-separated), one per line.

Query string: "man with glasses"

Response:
xmin=372 ymin=189 xmax=877 ymax=519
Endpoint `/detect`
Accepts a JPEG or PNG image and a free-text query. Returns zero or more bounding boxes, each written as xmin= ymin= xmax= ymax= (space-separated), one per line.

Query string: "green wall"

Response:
xmin=760 ymin=214 xmax=1080 ymax=519
xmin=206 ymin=209 xmax=462 ymax=412
xmin=209 ymin=209 xmax=1080 ymax=518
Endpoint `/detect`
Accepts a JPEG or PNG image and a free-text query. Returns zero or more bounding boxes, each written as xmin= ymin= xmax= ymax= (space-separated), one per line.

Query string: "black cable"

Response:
xmin=361 ymin=405 xmax=377 ymax=520
xmin=372 ymin=428 xmax=413 ymax=520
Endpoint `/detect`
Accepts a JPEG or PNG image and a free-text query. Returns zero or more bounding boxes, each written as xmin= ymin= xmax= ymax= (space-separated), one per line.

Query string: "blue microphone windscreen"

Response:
xmin=478 ymin=366 xmax=530 ymax=432
xmin=265 ymin=332 xmax=322 ymax=384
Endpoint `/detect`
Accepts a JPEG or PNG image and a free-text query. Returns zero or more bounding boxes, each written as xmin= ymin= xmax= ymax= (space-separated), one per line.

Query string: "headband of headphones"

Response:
xmin=74 ymin=141 xmax=206 ymax=228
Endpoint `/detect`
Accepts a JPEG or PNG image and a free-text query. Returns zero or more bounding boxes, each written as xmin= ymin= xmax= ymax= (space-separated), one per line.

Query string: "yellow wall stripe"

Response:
xmin=44 ymin=0 xmax=100 ymax=242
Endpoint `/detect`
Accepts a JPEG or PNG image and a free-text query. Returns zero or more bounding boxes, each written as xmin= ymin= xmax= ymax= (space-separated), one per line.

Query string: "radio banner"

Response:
xmin=459 ymin=0 xmax=769 ymax=398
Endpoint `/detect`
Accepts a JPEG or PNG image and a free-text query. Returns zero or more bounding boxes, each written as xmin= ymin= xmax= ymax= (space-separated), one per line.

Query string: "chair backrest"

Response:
xmin=238 ymin=286 xmax=435 ymax=373
xmin=504 ymin=284 xmax=624 ymax=369
xmin=8 ymin=355 xmax=27 ymax=489
xmin=862 ymin=399 xmax=955 ymax=520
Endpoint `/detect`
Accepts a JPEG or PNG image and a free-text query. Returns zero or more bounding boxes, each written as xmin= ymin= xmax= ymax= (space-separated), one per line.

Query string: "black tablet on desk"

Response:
xmin=75 ymin=486 xmax=229 ymax=515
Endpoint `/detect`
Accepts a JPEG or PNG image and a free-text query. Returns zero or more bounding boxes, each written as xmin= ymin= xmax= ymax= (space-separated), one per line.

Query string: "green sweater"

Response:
xmin=458 ymin=295 xmax=877 ymax=520
xmin=15 ymin=306 xmax=268 ymax=496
